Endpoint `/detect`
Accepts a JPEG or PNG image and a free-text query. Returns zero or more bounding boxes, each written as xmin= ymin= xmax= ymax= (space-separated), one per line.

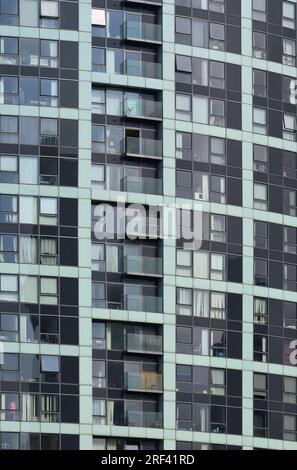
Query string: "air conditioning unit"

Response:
xmin=195 ymin=193 xmax=205 ymax=200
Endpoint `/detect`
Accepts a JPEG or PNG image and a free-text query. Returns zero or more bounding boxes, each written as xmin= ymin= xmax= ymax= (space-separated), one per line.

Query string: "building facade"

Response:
xmin=0 ymin=0 xmax=297 ymax=451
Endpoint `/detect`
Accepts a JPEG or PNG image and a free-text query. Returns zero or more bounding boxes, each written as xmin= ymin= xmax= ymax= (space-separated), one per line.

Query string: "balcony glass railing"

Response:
xmin=121 ymin=59 xmax=162 ymax=79
xmin=123 ymin=98 xmax=162 ymax=120
xmin=122 ymin=21 xmax=162 ymax=43
xmin=125 ymin=410 xmax=162 ymax=428
xmin=125 ymin=137 xmax=162 ymax=159
xmin=125 ymin=371 xmax=163 ymax=392
xmin=120 ymin=175 xmax=162 ymax=195
xmin=126 ymin=333 xmax=162 ymax=354
xmin=124 ymin=255 xmax=162 ymax=276
xmin=124 ymin=294 xmax=163 ymax=313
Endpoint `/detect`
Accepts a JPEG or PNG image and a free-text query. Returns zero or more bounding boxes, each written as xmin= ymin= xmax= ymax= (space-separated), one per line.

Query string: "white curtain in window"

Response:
xmin=178 ymin=288 xmax=192 ymax=305
xmin=20 ymin=275 xmax=38 ymax=303
xmin=193 ymin=290 xmax=209 ymax=317
xmin=254 ymin=298 xmax=266 ymax=314
xmin=19 ymin=236 xmax=37 ymax=264
xmin=193 ymin=251 xmax=209 ymax=278
xmin=41 ymin=1 xmax=59 ymax=17
xmin=41 ymin=278 xmax=57 ymax=295
xmin=106 ymin=245 xmax=119 ymax=272
xmin=19 ymin=156 xmax=38 ymax=184
xmin=19 ymin=196 xmax=37 ymax=224
xmin=21 ymin=394 xmax=38 ymax=421
xmin=106 ymin=90 xmax=122 ymax=116
xmin=40 ymin=238 xmax=56 ymax=265
xmin=193 ymin=95 xmax=208 ymax=123
xmin=211 ymin=369 xmax=225 ymax=385
xmin=92 ymin=8 xmax=106 ymax=26
xmin=211 ymin=292 xmax=225 ymax=309
xmin=211 ymin=214 xmax=225 ymax=232
xmin=107 ymin=401 xmax=114 ymax=425
xmin=40 ymin=198 xmax=57 ymax=215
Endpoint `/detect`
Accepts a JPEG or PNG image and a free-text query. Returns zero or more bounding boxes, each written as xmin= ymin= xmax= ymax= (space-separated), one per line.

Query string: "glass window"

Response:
xmin=176 ymin=55 xmax=192 ymax=73
xmin=0 ymin=154 xmax=18 ymax=183
xmin=92 ymin=125 xmax=105 ymax=153
xmin=0 ymin=36 xmax=18 ymax=65
xmin=176 ymin=288 xmax=192 ymax=316
xmin=176 ymin=17 xmax=191 ymax=35
xmin=40 ymin=277 xmax=58 ymax=304
xmin=209 ymin=61 xmax=225 ymax=89
xmin=283 ymin=1 xmax=296 ymax=29
xmin=283 ymin=114 xmax=297 ymax=141
xmin=254 ymin=297 xmax=268 ymax=325
xmin=210 ymin=214 xmax=225 ymax=242
xmin=254 ymin=373 xmax=267 ymax=399
xmin=40 ymin=79 xmax=58 ymax=106
xmin=209 ymin=23 xmax=225 ymax=50
xmin=176 ymin=249 xmax=192 ymax=276
xmin=92 ymin=88 xmax=105 ymax=114
xmin=284 ymin=377 xmax=297 ymax=404
xmin=92 ymin=8 xmax=106 ymax=26
xmin=253 ymin=31 xmax=266 ymax=58
xmin=19 ymin=156 xmax=38 ymax=185
xmin=41 ymin=355 xmax=59 ymax=372
xmin=253 ymin=107 xmax=267 ymax=134
xmin=19 ymin=38 xmax=38 ymax=66
xmin=210 ymin=99 xmax=225 ymax=127
xmin=19 ymin=196 xmax=37 ymax=224
xmin=254 ymin=183 xmax=267 ymax=210
xmin=283 ymin=38 xmax=296 ymax=66
xmin=0 ymin=274 xmax=18 ymax=301
xmin=39 ymin=197 xmax=57 ymax=225
xmin=92 ymin=282 xmax=105 ymax=308
xmin=92 ymin=47 xmax=105 ymax=73
xmin=252 ymin=0 xmax=266 ymax=21
xmin=253 ymin=69 xmax=267 ymax=97
xmin=20 ymin=275 xmax=38 ymax=303
xmin=40 ymin=40 xmax=58 ymax=67
xmin=254 ymin=221 xmax=268 ymax=249
xmin=19 ymin=76 xmax=38 ymax=105
xmin=253 ymin=145 xmax=268 ymax=173
xmin=41 ymin=1 xmax=58 ymax=18
xmin=91 ymin=164 xmax=105 ymax=189
xmin=176 ymin=94 xmax=191 ymax=121
xmin=0 ymin=116 xmax=18 ymax=143
xmin=210 ymin=369 xmax=225 ymax=395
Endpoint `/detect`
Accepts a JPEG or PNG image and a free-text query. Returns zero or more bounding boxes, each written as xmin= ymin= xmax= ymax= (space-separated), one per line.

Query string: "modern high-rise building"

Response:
xmin=0 ymin=0 xmax=297 ymax=452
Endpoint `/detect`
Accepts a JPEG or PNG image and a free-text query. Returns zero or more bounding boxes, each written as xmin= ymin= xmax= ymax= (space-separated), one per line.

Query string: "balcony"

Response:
xmin=124 ymin=294 xmax=163 ymax=313
xmin=123 ymin=98 xmax=162 ymax=120
xmin=120 ymin=175 xmax=162 ymax=195
xmin=125 ymin=137 xmax=162 ymax=160
xmin=125 ymin=410 xmax=162 ymax=428
xmin=121 ymin=59 xmax=162 ymax=79
xmin=126 ymin=333 xmax=162 ymax=354
xmin=125 ymin=372 xmax=162 ymax=393
xmin=121 ymin=21 xmax=162 ymax=44
xmin=124 ymin=255 xmax=162 ymax=277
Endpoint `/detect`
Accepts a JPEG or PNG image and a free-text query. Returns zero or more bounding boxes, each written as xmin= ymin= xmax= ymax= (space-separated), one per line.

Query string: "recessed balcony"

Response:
xmin=121 ymin=59 xmax=162 ymax=79
xmin=120 ymin=175 xmax=162 ymax=195
xmin=125 ymin=371 xmax=163 ymax=393
xmin=125 ymin=410 xmax=162 ymax=428
xmin=123 ymin=98 xmax=162 ymax=121
xmin=124 ymin=255 xmax=162 ymax=277
xmin=124 ymin=294 xmax=163 ymax=313
xmin=121 ymin=21 xmax=162 ymax=44
xmin=125 ymin=137 xmax=162 ymax=160
xmin=125 ymin=333 xmax=162 ymax=355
